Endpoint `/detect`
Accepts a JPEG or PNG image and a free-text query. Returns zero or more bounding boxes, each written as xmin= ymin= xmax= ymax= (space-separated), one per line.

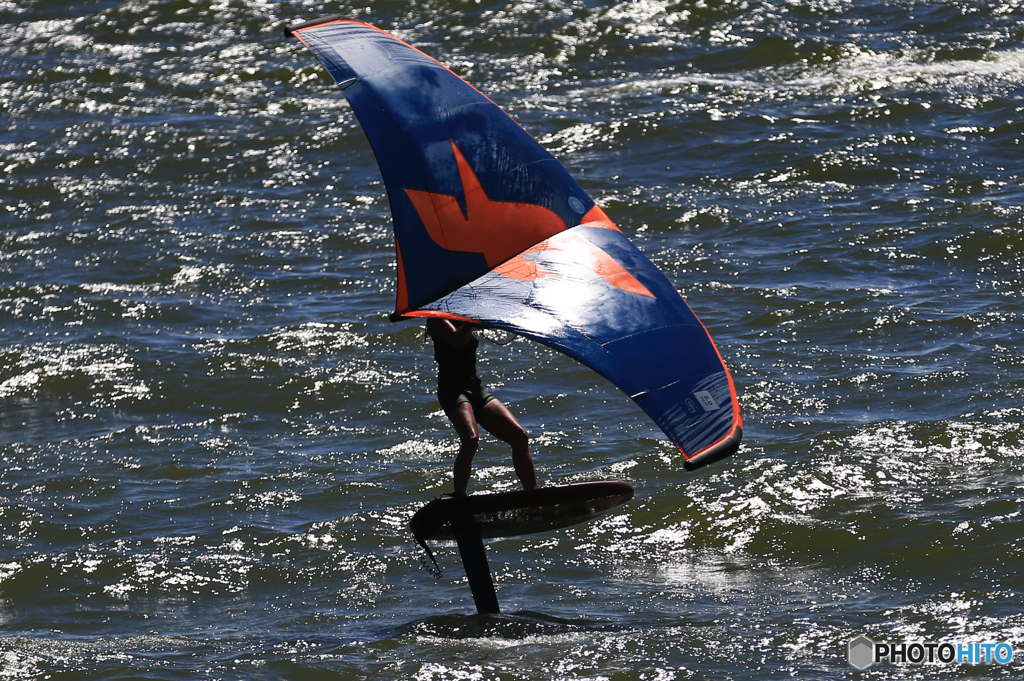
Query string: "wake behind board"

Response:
xmin=410 ymin=481 xmax=634 ymax=544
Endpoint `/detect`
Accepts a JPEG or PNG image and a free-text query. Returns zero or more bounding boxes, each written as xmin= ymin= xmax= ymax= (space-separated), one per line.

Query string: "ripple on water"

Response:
xmin=3 ymin=0 xmax=1024 ymax=678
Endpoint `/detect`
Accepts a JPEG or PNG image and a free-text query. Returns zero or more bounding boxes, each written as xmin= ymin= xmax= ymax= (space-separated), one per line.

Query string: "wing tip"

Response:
xmin=283 ymin=14 xmax=346 ymax=38
xmin=682 ymin=425 xmax=743 ymax=472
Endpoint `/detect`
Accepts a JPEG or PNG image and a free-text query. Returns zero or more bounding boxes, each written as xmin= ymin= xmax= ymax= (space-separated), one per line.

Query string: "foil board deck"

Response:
xmin=410 ymin=481 xmax=634 ymax=542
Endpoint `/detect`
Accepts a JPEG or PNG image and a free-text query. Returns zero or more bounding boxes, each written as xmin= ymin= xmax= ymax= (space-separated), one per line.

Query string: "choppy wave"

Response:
xmin=3 ymin=0 xmax=1024 ymax=678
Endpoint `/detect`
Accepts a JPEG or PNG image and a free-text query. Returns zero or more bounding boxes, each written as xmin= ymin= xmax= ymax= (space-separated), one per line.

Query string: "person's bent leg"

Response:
xmin=447 ymin=401 xmax=480 ymax=494
xmin=478 ymin=400 xmax=537 ymax=490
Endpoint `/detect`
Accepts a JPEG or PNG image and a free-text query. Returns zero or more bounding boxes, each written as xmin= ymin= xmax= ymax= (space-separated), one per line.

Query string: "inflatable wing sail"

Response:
xmin=286 ymin=17 xmax=742 ymax=469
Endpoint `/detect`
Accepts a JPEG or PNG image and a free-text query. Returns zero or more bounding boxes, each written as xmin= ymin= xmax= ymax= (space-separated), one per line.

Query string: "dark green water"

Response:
xmin=2 ymin=0 xmax=1023 ymax=678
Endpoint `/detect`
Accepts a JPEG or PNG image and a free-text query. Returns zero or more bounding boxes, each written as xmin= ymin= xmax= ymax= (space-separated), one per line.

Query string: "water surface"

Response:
xmin=2 ymin=0 xmax=1023 ymax=678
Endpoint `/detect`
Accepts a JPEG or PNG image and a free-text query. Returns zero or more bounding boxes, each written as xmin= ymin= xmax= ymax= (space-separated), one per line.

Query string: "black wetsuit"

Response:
xmin=430 ymin=325 xmax=495 ymax=416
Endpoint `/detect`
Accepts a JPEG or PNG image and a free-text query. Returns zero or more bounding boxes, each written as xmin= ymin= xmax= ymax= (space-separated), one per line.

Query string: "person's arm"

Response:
xmin=426 ymin=317 xmax=476 ymax=348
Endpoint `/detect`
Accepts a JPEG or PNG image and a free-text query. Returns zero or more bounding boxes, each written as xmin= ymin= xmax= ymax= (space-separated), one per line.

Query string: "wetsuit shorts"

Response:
xmin=437 ymin=375 xmax=496 ymax=417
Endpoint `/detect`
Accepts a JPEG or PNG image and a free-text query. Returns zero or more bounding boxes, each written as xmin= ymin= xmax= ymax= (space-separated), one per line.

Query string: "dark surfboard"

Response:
xmin=410 ymin=481 xmax=634 ymax=543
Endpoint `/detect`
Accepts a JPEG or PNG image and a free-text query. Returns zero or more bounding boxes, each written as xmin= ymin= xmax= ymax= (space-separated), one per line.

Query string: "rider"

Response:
xmin=425 ymin=317 xmax=538 ymax=495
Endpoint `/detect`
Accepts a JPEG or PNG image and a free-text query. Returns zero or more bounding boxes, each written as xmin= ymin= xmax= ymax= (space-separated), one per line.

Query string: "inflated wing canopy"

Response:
xmin=287 ymin=16 xmax=742 ymax=469
xmin=287 ymin=16 xmax=590 ymax=313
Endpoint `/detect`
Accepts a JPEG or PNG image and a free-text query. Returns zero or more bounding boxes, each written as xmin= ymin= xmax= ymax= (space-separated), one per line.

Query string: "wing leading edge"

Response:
xmin=287 ymin=17 xmax=742 ymax=469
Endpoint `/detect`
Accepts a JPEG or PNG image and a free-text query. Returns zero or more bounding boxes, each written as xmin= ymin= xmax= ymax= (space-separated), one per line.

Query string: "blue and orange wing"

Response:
xmin=414 ymin=218 xmax=742 ymax=469
xmin=287 ymin=17 xmax=742 ymax=469
xmin=287 ymin=17 xmax=591 ymax=314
